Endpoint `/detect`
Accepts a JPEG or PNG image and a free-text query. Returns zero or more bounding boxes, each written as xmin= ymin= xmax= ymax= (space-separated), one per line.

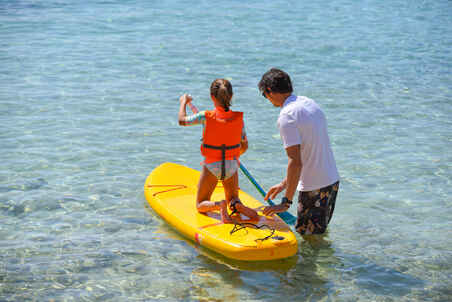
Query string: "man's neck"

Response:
xmin=276 ymin=93 xmax=292 ymax=107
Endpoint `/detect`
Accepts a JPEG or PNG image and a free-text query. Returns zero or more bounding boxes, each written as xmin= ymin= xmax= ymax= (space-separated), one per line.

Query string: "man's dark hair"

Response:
xmin=258 ymin=68 xmax=293 ymax=94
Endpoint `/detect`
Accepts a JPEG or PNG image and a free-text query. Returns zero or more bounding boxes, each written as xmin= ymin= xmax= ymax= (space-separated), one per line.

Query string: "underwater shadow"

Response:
xmin=145 ymin=203 xmax=424 ymax=299
xmin=284 ymin=234 xmax=425 ymax=299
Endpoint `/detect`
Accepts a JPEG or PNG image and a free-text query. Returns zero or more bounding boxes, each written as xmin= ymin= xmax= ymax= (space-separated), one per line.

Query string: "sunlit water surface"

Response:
xmin=1 ymin=0 xmax=451 ymax=301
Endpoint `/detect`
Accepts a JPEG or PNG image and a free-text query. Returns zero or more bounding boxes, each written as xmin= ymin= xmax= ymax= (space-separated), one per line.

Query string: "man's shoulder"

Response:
xmin=290 ymin=96 xmax=321 ymax=113
xmin=280 ymin=95 xmax=307 ymax=114
xmin=296 ymin=95 xmax=317 ymax=106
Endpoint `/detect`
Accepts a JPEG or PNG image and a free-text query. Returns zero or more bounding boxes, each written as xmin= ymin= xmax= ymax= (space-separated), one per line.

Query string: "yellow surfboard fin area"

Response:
xmin=144 ymin=162 xmax=298 ymax=261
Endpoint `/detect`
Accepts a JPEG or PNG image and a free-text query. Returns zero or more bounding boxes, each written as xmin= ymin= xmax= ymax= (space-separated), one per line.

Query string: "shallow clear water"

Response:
xmin=1 ymin=0 xmax=451 ymax=301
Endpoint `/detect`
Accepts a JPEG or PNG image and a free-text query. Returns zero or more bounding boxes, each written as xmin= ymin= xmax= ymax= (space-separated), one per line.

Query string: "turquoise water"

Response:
xmin=1 ymin=0 xmax=451 ymax=300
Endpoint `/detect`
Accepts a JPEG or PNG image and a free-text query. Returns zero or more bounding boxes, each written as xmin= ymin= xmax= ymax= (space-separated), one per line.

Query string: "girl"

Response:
xmin=178 ymin=79 xmax=258 ymax=223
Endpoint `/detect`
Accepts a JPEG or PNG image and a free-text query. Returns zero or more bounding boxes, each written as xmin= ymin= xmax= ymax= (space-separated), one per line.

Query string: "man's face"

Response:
xmin=263 ymin=90 xmax=279 ymax=107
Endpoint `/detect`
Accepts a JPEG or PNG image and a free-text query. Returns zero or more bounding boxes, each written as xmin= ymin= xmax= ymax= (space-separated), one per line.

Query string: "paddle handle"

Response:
xmin=187 ymin=97 xmax=199 ymax=114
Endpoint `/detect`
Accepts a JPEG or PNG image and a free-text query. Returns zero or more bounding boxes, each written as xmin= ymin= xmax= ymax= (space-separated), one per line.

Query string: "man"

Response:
xmin=259 ymin=68 xmax=340 ymax=236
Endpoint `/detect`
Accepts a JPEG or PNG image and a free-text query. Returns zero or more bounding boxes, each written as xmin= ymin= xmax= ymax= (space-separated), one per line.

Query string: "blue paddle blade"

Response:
xmin=239 ymin=163 xmax=296 ymax=226
xmin=278 ymin=212 xmax=297 ymax=225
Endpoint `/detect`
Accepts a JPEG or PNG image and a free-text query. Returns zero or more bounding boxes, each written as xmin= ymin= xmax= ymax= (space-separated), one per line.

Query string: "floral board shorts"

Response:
xmin=295 ymin=181 xmax=339 ymax=235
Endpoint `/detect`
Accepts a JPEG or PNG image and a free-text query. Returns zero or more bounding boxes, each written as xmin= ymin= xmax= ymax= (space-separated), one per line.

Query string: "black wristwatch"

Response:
xmin=281 ymin=197 xmax=292 ymax=207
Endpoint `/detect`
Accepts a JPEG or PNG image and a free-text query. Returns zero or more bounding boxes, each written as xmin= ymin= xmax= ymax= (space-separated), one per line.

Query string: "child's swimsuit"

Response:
xmin=204 ymin=159 xmax=239 ymax=180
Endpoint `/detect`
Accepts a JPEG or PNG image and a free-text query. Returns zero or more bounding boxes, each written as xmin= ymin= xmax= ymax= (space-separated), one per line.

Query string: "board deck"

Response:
xmin=144 ymin=162 xmax=298 ymax=261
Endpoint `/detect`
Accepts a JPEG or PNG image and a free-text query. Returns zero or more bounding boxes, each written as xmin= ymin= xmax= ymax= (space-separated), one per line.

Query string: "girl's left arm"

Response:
xmin=240 ymin=126 xmax=248 ymax=155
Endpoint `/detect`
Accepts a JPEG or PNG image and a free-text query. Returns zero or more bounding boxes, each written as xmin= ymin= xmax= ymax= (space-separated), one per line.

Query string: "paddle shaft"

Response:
xmin=238 ymin=163 xmax=275 ymax=206
xmin=238 ymin=163 xmax=297 ymax=225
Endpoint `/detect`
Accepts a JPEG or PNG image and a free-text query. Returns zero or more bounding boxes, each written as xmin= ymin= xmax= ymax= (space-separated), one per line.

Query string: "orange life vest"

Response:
xmin=201 ymin=107 xmax=243 ymax=167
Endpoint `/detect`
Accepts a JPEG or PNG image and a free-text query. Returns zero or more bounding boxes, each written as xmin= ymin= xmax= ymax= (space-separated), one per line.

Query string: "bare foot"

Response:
xmin=234 ymin=200 xmax=259 ymax=220
xmin=219 ymin=200 xmax=234 ymax=224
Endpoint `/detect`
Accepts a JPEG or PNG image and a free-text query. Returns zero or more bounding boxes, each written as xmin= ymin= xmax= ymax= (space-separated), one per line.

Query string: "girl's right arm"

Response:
xmin=178 ymin=94 xmax=192 ymax=125
xmin=178 ymin=94 xmax=206 ymax=126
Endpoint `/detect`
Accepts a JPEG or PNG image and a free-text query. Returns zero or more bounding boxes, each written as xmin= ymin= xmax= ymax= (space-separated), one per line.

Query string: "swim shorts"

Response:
xmin=295 ymin=181 xmax=339 ymax=235
xmin=204 ymin=160 xmax=239 ymax=180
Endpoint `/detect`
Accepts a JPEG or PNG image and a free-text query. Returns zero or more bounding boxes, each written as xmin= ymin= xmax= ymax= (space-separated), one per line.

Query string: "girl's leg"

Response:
xmin=197 ymin=166 xmax=232 ymax=223
xmin=223 ymin=172 xmax=258 ymax=220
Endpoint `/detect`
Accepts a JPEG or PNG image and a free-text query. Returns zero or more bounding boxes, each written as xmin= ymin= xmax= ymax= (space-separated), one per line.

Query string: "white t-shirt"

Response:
xmin=278 ymin=95 xmax=339 ymax=191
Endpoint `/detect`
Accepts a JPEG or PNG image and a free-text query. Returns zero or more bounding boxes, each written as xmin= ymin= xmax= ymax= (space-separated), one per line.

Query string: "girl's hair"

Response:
xmin=210 ymin=79 xmax=233 ymax=111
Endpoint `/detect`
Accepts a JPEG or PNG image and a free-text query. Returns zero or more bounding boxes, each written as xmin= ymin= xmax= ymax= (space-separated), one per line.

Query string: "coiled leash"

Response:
xmin=228 ymin=199 xmax=276 ymax=242
xmin=229 ymin=222 xmax=276 ymax=242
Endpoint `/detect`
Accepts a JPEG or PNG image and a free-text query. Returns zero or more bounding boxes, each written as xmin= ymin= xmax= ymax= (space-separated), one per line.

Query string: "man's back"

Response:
xmin=278 ymin=95 xmax=339 ymax=191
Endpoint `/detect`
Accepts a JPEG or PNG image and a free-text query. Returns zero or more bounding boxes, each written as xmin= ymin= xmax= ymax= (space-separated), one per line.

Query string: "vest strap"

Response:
xmin=202 ymin=143 xmax=240 ymax=180
xmin=202 ymin=143 xmax=240 ymax=150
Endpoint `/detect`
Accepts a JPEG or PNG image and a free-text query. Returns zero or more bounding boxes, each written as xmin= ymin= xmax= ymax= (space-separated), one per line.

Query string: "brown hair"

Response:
xmin=258 ymin=68 xmax=293 ymax=95
xmin=210 ymin=79 xmax=233 ymax=111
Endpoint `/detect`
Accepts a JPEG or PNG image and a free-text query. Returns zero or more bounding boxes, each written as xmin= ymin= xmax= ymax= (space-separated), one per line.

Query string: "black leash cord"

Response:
xmin=229 ymin=222 xmax=276 ymax=242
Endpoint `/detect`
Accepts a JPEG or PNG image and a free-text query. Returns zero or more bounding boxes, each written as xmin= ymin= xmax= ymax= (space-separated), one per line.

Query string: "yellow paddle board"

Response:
xmin=144 ymin=162 xmax=298 ymax=261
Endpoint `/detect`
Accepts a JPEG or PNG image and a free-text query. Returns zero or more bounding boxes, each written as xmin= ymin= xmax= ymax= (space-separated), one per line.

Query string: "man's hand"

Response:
xmin=264 ymin=182 xmax=286 ymax=201
xmin=262 ymin=204 xmax=288 ymax=216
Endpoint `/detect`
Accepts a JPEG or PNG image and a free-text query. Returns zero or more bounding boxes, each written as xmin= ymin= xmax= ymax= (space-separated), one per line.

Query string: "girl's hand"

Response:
xmin=178 ymin=94 xmax=192 ymax=125
xmin=179 ymin=94 xmax=193 ymax=104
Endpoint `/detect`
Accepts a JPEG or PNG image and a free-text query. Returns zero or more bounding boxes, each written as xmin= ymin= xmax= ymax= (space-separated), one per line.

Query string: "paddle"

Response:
xmin=186 ymin=97 xmax=199 ymax=114
xmin=185 ymin=96 xmax=296 ymax=225
xmin=238 ymin=163 xmax=296 ymax=225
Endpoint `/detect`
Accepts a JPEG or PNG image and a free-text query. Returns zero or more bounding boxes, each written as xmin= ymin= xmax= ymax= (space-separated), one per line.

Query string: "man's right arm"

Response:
xmin=284 ymin=144 xmax=302 ymax=202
